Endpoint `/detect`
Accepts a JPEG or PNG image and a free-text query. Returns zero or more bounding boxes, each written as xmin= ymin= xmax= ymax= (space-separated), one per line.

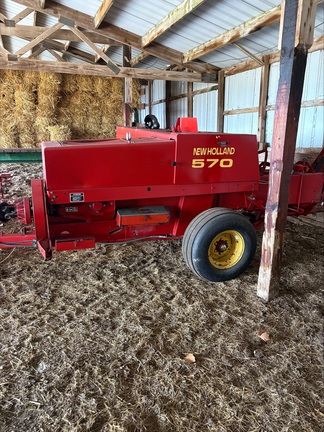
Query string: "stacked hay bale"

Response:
xmin=14 ymin=71 xmax=38 ymax=148
xmin=96 ymin=77 xmax=123 ymax=138
xmin=0 ymin=70 xmax=140 ymax=148
xmin=36 ymin=72 xmax=65 ymax=144
xmin=0 ymin=71 xmax=18 ymax=148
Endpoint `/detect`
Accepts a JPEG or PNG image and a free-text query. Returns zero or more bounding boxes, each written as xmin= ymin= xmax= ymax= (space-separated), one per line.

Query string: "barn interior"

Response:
xmin=0 ymin=1 xmax=323 ymax=431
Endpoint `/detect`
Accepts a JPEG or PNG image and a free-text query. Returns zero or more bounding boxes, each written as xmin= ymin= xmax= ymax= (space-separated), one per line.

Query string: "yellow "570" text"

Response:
xmin=192 ymin=158 xmax=233 ymax=168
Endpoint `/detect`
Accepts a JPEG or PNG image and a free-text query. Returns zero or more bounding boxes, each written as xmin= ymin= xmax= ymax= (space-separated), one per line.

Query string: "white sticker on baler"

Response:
xmin=70 ymin=193 xmax=84 ymax=202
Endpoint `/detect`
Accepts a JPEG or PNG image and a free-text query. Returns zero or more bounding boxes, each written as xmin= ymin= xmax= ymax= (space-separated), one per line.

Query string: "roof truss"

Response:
xmin=0 ymin=0 xmax=321 ymax=82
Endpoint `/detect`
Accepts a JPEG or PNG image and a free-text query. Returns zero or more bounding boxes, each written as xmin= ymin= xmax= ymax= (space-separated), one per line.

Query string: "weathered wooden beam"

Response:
xmin=187 ymin=81 xmax=193 ymax=117
xmin=184 ymin=5 xmax=281 ymax=62
xmin=123 ymin=45 xmax=132 ymax=127
xmin=257 ymin=55 xmax=270 ymax=145
xmin=11 ymin=0 xmax=217 ymax=75
xmin=217 ymin=70 xmax=224 ymax=132
xmin=232 ymin=42 xmax=264 ymax=66
xmin=130 ymin=51 xmax=150 ymax=66
xmin=15 ymin=22 xmax=64 ymax=56
xmin=11 ymin=7 xmax=34 ymax=23
xmin=165 ymin=80 xmax=171 ymax=128
xmin=183 ymin=0 xmax=322 ymax=62
xmin=142 ymin=0 xmax=205 ymax=47
xmin=257 ymin=0 xmax=317 ymax=301
xmin=222 ymin=34 xmax=323 ymax=77
xmin=0 ymin=58 xmax=202 ymax=81
xmin=38 ymin=0 xmax=46 ymax=8
xmin=0 ymin=24 xmax=122 ymax=44
xmin=94 ymin=0 xmax=115 ymax=29
xmin=67 ymin=25 xmax=120 ymax=74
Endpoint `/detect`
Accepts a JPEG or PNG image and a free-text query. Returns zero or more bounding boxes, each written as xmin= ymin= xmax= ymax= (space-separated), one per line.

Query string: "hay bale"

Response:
xmin=47 ymin=125 xmax=72 ymax=141
xmin=14 ymin=84 xmax=37 ymax=148
xmin=0 ymin=125 xmax=17 ymax=149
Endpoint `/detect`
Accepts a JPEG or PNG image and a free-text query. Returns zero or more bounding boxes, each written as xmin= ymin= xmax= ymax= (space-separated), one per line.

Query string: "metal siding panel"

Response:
xmin=296 ymin=106 xmax=324 ymax=149
xmin=224 ymin=113 xmax=258 ymax=134
xmin=169 ymin=98 xmax=187 ymax=127
xmin=152 ymin=103 xmax=165 ymax=129
xmin=225 ymin=69 xmax=261 ymax=110
xmin=193 ymin=91 xmax=217 ymax=131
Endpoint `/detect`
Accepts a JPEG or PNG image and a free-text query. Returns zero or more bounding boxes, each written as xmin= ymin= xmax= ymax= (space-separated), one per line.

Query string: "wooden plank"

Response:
xmin=0 ymin=57 xmax=202 ymax=81
xmin=123 ymin=45 xmax=132 ymax=127
xmin=11 ymin=0 xmax=217 ymax=75
xmin=257 ymin=0 xmax=317 ymax=301
xmin=223 ymin=34 xmax=323 ymax=77
xmin=38 ymin=0 xmax=46 ymax=8
xmin=183 ymin=0 xmax=322 ymax=62
xmin=94 ymin=0 xmax=115 ymax=29
xmin=187 ymin=81 xmax=193 ymax=117
xmin=68 ymin=25 xmax=120 ymax=74
xmin=130 ymin=51 xmax=149 ymax=66
xmin=15 ymin=22 xmax=64 ymax=56
xmin=11 ymin=7 xmax=34 ymax=23
xmin=141 ymin=0 xmax=205 ymax=47
xmin=183 ymin=5 xmax=281 ymax=62
xmin=0 ymin=24 xmax=122 ymax=44
xmin=257 ymin=55 xmax=270 ymax=145
xmin=217 ymin=70 xmax=224 ymax=132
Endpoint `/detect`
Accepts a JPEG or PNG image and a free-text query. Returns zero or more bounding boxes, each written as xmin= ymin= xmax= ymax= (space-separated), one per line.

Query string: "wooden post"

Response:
xmin=166 ymin=80 xmax=171 ymax=129
xmin=257 ymin=55 xmax=270 ymax=147
xmin=122 ymin=45 xmax=132 ymax=127
xmin=257 ymin=0 xmax=317 ymax=301
xmin=187 ymin=81 xmax=193 ymax=117
xmin=217 ymin=70 xmax=224 ymax=132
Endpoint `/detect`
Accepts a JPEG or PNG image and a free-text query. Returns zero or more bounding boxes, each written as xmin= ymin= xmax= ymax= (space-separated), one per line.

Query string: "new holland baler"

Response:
xmin=0 ymin=118 xmax=323 ymax=282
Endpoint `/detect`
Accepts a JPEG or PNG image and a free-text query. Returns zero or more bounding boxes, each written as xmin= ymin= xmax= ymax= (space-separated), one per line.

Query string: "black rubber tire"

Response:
xmin=182 ymin=208 xmax=257 ymax=282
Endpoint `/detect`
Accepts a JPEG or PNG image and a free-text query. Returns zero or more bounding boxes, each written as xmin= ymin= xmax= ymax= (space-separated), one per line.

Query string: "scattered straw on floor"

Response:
xmin=0 ymin=163 xmax=323 ymax=432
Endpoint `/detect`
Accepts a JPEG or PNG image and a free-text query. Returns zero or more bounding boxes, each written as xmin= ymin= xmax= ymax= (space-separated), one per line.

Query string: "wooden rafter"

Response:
xmin=130 ymin=52 xmax=150 ymax=66
xmin=183 ymin=0 xmax=322 ymax=63
xmin=94 ymin=0 xmax=115 ymax=29
xmin=0 ymin=24 xmax=121 ymax=44
xmin=38 ymin=0 xmax=46 ymax=8
xmin=141 ymin=0 xmax=206 ymax=47
xmin=11 ymin=7 xmax=34 ymax=23
xmin=67 ymin=24 xmax=120 ymax=74
xmin=183 ymin=5 xmax=282 ymax=62
xmin=0 ymin=57 xmax=202 ymax=81
xmin=14 ymin=22 xmax=64 ymax=56
xmin=11 ymin=0 xmax=218 ymax=75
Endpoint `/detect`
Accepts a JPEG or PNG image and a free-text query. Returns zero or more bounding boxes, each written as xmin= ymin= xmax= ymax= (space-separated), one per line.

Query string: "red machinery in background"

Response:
xmin=1 ymin=118 xmax=323 ymax=282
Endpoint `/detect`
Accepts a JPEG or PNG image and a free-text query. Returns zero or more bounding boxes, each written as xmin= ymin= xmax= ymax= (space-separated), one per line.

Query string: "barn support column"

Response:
xmin=257 ymin=0 xmax=317 ymax=301
xmin=187 ymin=81 xmax=193 ymax=117
xmin=257 ymin=55 xmax=270 ymax=147
xmin=122 ymin=45 xmax=132 ymax=127
xmin=217 ymin=70 xmax=224 ymax=132
xmin=166 ymin=80 xmax=171 ymax=129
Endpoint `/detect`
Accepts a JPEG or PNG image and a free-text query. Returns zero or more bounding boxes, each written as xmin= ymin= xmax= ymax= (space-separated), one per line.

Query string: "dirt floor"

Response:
xmin=0 ymin=164 xmax=323 ymax=432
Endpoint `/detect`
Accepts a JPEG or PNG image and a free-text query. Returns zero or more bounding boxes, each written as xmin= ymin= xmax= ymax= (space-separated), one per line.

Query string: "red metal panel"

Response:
xmin=173 ymin=133 xmax=260 ymax=185
xmin=42 ymin=138 xmax=175 ymax=204
xmin=55 ymin=236 xmax=95 ymax=251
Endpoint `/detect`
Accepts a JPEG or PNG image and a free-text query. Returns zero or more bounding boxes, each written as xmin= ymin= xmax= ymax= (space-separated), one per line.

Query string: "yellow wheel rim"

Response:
xmin=208 ymin=230 xmax=245 ymax=270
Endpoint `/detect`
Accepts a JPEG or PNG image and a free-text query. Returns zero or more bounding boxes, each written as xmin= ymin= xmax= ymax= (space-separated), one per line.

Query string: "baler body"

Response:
xmin=0 ymin=122 xmax=323 ymax=278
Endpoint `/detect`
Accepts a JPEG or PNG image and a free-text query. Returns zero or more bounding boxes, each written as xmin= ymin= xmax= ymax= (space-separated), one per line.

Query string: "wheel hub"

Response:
xmin=208 ymin=230 xmax=245 ymax=270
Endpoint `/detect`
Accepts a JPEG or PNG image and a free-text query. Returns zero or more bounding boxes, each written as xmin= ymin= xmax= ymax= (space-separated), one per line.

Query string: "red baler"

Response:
xmin=1 ymin=118 xmax=323 ymax=282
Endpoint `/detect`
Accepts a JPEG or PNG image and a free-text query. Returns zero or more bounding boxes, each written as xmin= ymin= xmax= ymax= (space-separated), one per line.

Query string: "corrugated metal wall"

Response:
xmin=266 ymin=50 xmax=323 ymax=148
xmin=140 ymin=50 xmax=323 ymax=148
xmin=193 ymin=83 xmax=217 ymax=131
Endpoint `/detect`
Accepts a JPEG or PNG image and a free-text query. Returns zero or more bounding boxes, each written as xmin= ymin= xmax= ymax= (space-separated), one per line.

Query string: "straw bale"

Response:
xmin=47 ymin=124 xmax=72 ymax=141
xmin=35 ymin=117 xmax=52 ymax=143
xmin=93 ymin=76 xmax=113 ymax=97
xmin=0 ymin=125 xmax=17 ymax=148
xmin=18 ymin=126 xmax=36 ymax=148
xmin=76 ymin=74 xmax=94 ymax=93
xmin=61 ymin=74 xmax=79 ymax=94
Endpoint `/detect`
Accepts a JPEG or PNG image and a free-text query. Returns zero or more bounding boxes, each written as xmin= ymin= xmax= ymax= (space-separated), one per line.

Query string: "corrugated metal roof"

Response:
xmin=0 ymin=0 xmax=323 ymax=73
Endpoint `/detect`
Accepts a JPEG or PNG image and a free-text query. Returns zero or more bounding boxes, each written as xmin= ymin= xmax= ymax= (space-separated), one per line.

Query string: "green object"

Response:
xmin=0 ymin=150 xmax=42 ymax=163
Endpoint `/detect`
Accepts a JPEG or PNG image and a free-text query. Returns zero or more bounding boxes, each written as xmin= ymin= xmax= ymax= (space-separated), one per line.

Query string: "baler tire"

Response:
xmin=182 ymin=208 xmax=257 ymax=282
